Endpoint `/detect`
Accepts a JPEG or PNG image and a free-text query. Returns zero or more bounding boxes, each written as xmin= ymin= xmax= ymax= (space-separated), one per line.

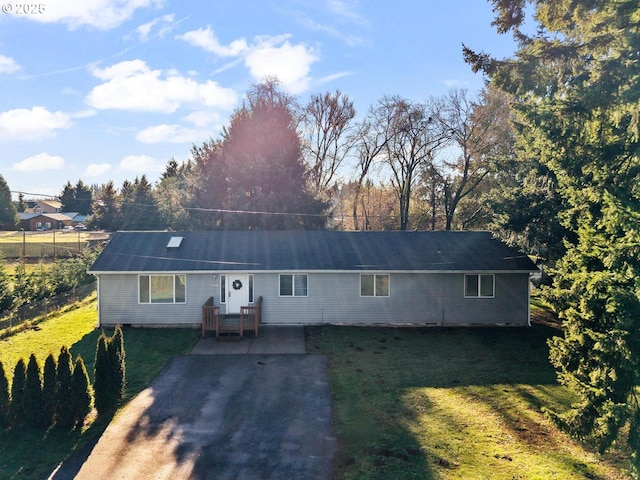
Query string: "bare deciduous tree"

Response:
xmin=300 ymin=90 xmax=356 ymax=197
xmin=431 ymin=87 xmax=513 ymax=230
xmin=381 ymin=96 xmax=448 ymax=230
xmin=350 ymin=100 xmax=396 ymax=230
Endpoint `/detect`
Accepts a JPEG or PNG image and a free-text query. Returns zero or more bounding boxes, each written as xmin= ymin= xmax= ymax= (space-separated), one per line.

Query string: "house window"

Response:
xmin=248 ymin=274 xmax=254 ymax=303
xmin=465 ymin=274 xmax=494 ymax=298
xmin=361 ymin=274 xmax=390 ymax=297
xmin=279 ymin=274 xmax=308 ymax=297
xmin=139 ymin=274 xmax=186 ymax=304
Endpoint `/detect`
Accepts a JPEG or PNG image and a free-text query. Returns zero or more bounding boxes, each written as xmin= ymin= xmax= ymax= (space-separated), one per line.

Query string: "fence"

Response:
xmin=0 ymin=281 xmax=97 ymax=331
xmin=0 ymin=241 xmax=87 ymax=258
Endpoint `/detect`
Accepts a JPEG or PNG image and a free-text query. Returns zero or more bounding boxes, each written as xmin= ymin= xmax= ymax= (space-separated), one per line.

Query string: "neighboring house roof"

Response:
xmin=63 ymin=212 xmax=88 ymax=222
xmin=18 ymin=213 xmax=39 ymax=220
xmin=25 ymin=199 xmax=63 ymax=213
xmin=40 ymin=200 xmax=62 ymax=209
xmin=37 ymin=213 xmax=74 ymax=222
xmin=89 ymin=230 xmax=538 ymax=274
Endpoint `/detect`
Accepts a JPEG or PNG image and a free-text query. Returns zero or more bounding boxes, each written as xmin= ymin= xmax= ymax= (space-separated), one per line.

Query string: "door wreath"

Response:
xmin=232 ymin=279 xmax=243 ymax=290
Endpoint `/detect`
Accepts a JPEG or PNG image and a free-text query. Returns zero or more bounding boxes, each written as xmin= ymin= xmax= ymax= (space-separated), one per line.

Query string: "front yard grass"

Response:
xmin=0 ymin=298 xmax=200 ymax=480
xmin=306 ymin=325 xmax=634 ymax=479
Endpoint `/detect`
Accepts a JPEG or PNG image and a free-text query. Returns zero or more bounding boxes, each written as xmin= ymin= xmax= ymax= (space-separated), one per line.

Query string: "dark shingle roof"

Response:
xmin=88 ymin=230 xmax=538 ymax=273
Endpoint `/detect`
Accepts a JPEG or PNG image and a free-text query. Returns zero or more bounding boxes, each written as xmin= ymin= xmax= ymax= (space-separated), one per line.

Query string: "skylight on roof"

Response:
xmin=167 ymin=236 xmax=183 ymax=249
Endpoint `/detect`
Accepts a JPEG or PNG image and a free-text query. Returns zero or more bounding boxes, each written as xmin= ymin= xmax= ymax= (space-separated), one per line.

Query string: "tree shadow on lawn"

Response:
xmin=0 ymin=328 xmax=111 ymax=480
xmin=306 ymin=324 xmax=605 ymax=479
xmin=49 ymin=326 xmax=199 ymax=480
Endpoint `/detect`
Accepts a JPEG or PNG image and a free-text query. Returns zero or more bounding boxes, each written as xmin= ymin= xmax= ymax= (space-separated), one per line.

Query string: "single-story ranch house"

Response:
xmin=88 ymin=230 xmax=538 ymax=328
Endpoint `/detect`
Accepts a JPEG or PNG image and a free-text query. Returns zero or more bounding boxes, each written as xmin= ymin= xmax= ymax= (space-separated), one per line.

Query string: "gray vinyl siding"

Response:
xmin=96 ymin=273 xmax=216 ymax=327
xmin=256 ymin=272 xmax=529 ymax=326
xmin=96 ymin=271 xmax=530 ymax=327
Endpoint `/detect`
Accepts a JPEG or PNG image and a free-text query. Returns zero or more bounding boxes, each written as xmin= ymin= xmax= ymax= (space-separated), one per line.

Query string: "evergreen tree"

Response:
xmin=16 ymin=192 xmax=26 ymax=213
xmin=42 ymin=353 xmax=57 ymax=428
xmin=465 ymin=0 xmax=640 ymax=459
xmin=69 ymin=356 xmax=92 ymax=428
xmin=9 ymin=359 xmax=26 ymax=426
xmin=0 ymin=361 xmax=9 ymax=428
xmin=156 ymin=159 xmax=197 ymax=230
xmin=93 ymin=333 xmax=115 ymax=415
xmin=219 ymin=79 xmax=328 ymax=229
xmin=74 ymin=180 xmax=93 ymax=215
xmin=120 ymin=176 xmax=165 ymax=230
xmin=24 ymin=354 xmax=45 ymax=428
xmin=59 ymin=180 xmax=93 ymax=215
xmin=0 ymin=253 xmax=13 ymax=312
xmin=110 ymin=325 xmax=126 ymax=402
xmin=0 ymin=174 xmax=17 ymax=230
xmin=59 ymin=181 xmax=76 ymax=212
xmin=89 ymin=181 xmax=121 ymax=231
xmin=55 ymin=346 xmax=74 ymax=428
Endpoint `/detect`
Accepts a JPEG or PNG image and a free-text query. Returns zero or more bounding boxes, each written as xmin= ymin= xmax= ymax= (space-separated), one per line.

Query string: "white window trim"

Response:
xmin=248 ymin=274 xmax=254 ymax=303
xmin=279 ymin=273 xmax=308 ymax=297
xmin=360 ymin=273 xmax=390 ymax=297
xmin=138 ymin=274 xmax=187 ymax=304
xmin=464 ymin=273 xmax=495 ymax=298
xmin=220 ymin=274 xmax=254 ymax=303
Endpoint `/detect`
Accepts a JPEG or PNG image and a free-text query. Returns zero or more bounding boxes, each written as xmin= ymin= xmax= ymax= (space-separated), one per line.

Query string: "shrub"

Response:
xmin=55 ymin=346 xmax=74 ymax=428
xmin=93 ymin=327 xmax=127 ymax=416
xmin=9 ymin=359 xmax=26 ymax=426
xmin=42 ymin=353 xmax=57 ymax=427
xmin=69 ymin=356 xmax=93 ymax=428
xmin=24 ymin=354 xmax=45 ymax=428
xmin=93 ymin=333 xmax=113 ymax=416
xmin=110 ymin=325 xmax=126 ymax=400
xmin=0 ymin=361 xmax=9 ymax=427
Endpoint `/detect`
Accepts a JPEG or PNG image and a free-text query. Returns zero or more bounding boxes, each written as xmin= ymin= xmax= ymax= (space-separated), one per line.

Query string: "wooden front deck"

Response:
xmin=202 ymin=296 xmax=262 ymax=340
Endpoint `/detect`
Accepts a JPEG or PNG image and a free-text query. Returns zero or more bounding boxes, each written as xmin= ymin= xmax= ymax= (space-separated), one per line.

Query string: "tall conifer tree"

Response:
xmin=465 ymin=0 xmax=640 ymax=460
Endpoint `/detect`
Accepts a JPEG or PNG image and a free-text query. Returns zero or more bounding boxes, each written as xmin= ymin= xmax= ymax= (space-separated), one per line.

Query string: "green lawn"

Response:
xmin=306 ymin=325 xmax=634 ymax=479
xmin=0 ymin=298 xmax=200 ymax=480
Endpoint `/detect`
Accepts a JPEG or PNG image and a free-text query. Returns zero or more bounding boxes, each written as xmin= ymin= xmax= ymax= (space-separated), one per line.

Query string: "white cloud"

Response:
xmin=86 ymin=60 xmax=238 ymax=113
xmin=90 ymin=59 xmax=149 ymax=80
xmin=177 ymin=26 xmax=248 ymax=57
xmin=327 ymin=0 xmax=369 ymax=26
xmin=136 ymin=124 xmax=211 ymax=144
xmin=133 ymin=13 xmax=176 ymax=41
xmin=136 ymin=110 xmax=222 ymax=144
xmin=85 ymin=163 xmax=112 ymax=177
xmin=244 ymin=36 xmax=318 ymax=94
xmin=0 ymin=106 xmax=72 ymax=141
xmin=119 ymin=154 xmax=164 ymax=173
xmin=12 ymin=153 xmax=65 ymax=171
xmin=28 ymin=0 xmax=165 ymax=30
xmin=0 ymin=55 xmax=21 ymax=74
xmin=179 ymin=29 xmax=318 ymax=94
xmin=183 ymin=110 xmax=221 ymax=127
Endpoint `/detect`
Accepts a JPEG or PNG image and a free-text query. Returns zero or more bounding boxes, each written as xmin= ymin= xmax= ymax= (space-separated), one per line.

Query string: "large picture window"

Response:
xmin=360 ymin=274 xmax=390 ymax=297
xmin=139 ymin=274 xmax=186 ymax=304
xmin=279 ymin=274 xmax=308 ymax=297
xmin=465 ymin=274 xmax=494 ymax=298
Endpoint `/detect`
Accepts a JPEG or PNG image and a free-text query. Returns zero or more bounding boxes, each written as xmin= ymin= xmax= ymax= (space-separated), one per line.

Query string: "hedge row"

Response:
xmin=0 ymin=325 xmax=126 ymax=430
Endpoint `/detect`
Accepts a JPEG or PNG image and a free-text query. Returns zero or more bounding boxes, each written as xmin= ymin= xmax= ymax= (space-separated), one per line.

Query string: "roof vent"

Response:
xmin=167 ymin=236 xmax=183 ymax=249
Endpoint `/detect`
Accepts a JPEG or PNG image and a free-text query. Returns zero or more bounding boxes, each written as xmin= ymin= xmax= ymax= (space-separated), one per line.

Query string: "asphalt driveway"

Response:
xmin=54 ymin=352 xmax=337 ymax=479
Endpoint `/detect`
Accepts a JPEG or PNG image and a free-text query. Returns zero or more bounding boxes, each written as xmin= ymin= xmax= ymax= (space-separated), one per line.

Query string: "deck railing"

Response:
xmin=201 ymin=296 xmax=220 ymax=337
xmin=240 ymin=296 xmax=262 ymax=337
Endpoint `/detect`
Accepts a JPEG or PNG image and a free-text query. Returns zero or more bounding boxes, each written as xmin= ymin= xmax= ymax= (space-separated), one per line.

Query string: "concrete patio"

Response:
xmin=190 ymin=325 xmax=306 ymax=354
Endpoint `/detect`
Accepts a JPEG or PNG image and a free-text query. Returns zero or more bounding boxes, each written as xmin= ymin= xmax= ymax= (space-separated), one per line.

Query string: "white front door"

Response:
xmin=227 ymin=273 xmax=249 ymax=314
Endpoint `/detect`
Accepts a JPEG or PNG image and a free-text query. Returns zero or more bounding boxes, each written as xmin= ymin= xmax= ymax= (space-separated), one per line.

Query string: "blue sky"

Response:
xmin=0 ymin=0 xmax=519 ymax=200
